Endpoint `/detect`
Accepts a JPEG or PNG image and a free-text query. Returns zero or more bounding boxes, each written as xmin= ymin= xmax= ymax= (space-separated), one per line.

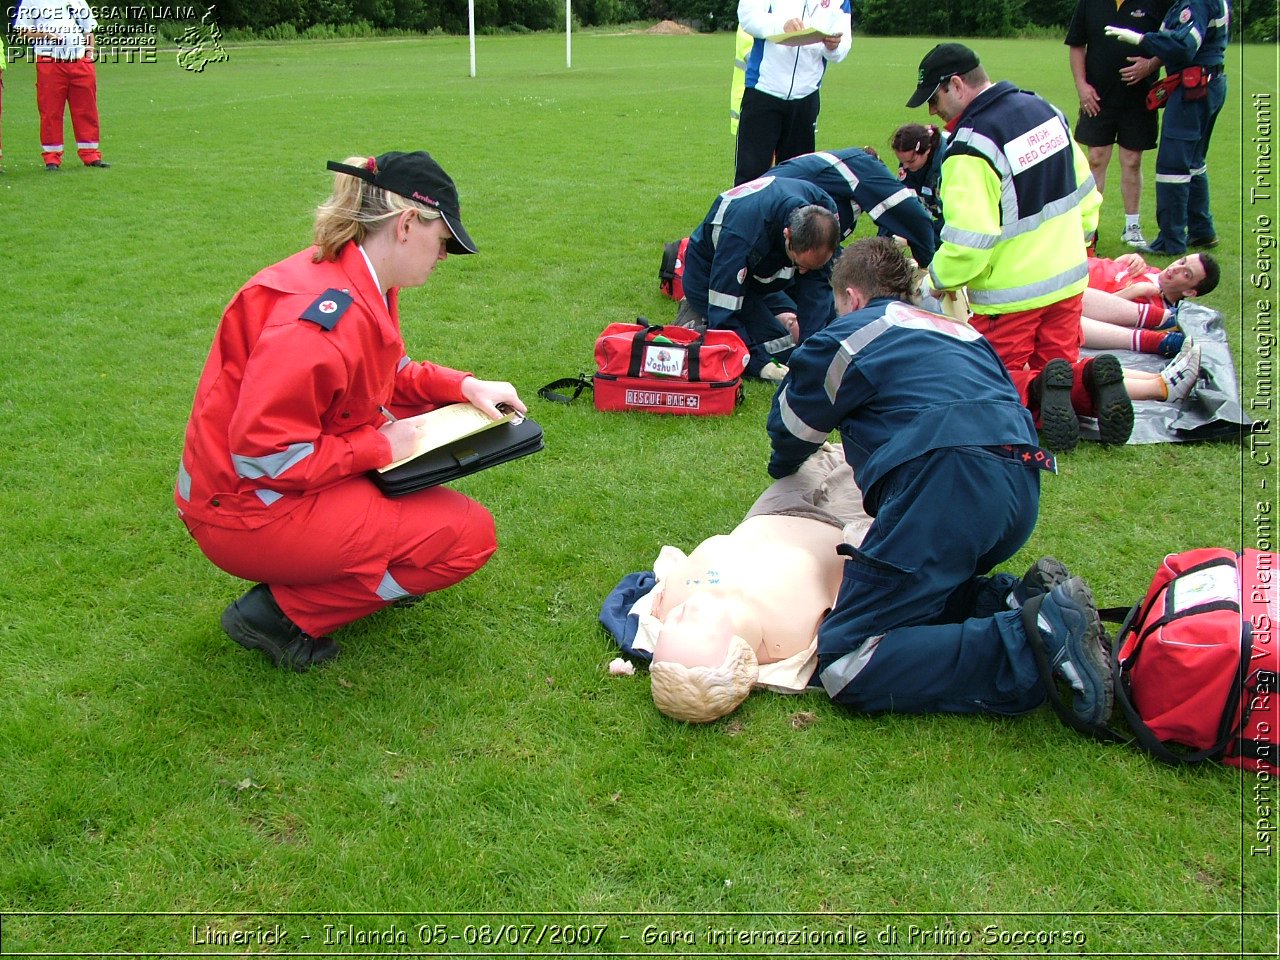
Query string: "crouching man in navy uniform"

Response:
xmin=767 ymin=237 xmax=1112 ymax=724
xmin=676 ymin=176 xmax=840 ymax=381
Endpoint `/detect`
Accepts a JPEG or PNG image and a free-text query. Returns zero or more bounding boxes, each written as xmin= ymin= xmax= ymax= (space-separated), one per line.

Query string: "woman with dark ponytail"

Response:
xmin=890 ymin=123 xmax=947 ymax=232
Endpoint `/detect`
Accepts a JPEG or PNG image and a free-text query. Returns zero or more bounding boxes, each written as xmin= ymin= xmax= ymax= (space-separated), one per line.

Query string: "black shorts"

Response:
xmin=1074 ymin=98 xmax=1159 ymax=151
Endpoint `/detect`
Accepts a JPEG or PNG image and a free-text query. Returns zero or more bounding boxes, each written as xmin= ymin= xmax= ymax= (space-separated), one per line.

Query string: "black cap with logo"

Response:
xmin=906 ymin=43 xmax=981 ymax=109
xmin=326 ymin=150 xmax=478 ymax=255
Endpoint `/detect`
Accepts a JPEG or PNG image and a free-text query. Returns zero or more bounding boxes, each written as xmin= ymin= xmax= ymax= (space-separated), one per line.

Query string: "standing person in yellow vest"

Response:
xmin=907 ymin=43 xmax=1127 ymax=453
xmin=731 ymin=0 xmax=852 ymax=186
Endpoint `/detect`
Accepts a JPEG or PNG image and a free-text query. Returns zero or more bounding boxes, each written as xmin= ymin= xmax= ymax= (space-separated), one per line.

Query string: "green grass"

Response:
xmin=0 ymin=27 xmax=1276 ymax=955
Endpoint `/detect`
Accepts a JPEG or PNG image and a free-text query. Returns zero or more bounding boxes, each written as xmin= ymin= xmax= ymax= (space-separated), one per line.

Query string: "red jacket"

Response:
xmin=1086 ymin=256 xmax=1162 ymax=306
xmin=176 ymin=242 xmax=471 ymax=529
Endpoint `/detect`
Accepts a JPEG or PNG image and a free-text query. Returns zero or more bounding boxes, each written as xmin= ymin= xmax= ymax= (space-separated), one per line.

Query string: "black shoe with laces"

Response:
xmin=221 ymin=583 xmax=340 ymax=671
xmin=1033 ymin=358 xmax=1078 ymax=453
xmin=1008 ymin=556 xmax=1072 ymax=609
xmin=1084 ymin=354 xmax=1134 ymax=446
xmin=1186 ymin=234 xmax=1218 ymax=249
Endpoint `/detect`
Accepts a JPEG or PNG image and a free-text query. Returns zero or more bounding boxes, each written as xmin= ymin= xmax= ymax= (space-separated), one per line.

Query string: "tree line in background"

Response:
xmin=163 ymin=0 xmax=1280 ymax=43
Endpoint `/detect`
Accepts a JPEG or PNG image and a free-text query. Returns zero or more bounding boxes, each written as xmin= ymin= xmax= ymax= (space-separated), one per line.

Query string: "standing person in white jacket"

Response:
xmin=733 ymin=0 xmax=852 ymax=186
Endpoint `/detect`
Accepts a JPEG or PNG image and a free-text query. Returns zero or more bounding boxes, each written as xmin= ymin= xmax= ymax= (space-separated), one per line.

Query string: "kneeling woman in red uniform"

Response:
xmin=176 ymin=150 xmax=525 ymax=670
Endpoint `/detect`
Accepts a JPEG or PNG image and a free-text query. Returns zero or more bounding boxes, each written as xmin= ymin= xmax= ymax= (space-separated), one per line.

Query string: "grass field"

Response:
xmin=0 ymin=26 xmax=1276 ymax=956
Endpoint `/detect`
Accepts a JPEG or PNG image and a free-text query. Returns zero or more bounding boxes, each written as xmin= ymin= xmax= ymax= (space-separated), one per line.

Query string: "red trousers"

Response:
xmin=35 ymin=57 xmax=101 ymax=166
xmin=970 ymin=294 xmax=1086 ymax=407
xmin=182 ymin=477 xmax=497 ymax=637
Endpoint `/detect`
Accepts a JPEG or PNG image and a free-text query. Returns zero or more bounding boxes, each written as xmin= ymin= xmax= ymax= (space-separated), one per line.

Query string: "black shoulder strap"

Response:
xmin=538 ymin=376 xmax=592 ymax=404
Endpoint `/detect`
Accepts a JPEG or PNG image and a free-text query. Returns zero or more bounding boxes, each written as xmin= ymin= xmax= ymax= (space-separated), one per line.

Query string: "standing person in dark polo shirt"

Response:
xmin=1066 ymin=0 xmax=1172 ymax=249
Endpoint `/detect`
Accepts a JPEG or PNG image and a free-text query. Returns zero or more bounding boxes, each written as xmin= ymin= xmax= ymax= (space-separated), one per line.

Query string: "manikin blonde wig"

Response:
xmin=650 ymin=635 xmax=759 ymax=723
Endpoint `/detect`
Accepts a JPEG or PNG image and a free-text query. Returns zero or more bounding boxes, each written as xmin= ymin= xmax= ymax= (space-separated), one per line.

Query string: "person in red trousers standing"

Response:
xmin=15 ymin=0 xmax=109 ymax=170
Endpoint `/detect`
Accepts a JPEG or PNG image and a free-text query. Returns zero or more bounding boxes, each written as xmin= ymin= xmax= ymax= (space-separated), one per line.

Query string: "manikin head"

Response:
xmin=650 ymin=592 xmax=759 ymax=723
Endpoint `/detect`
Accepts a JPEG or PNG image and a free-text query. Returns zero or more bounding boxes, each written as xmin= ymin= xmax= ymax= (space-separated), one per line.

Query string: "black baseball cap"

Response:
xmin=326 ymin=150 xmax=477 ymax=255
xmin=906 ymin=43 xmax=981 ymax=109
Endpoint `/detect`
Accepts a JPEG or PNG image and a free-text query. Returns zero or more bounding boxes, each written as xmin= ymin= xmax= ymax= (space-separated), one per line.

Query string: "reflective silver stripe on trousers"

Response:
xmin=1156 ymin=172 xmax=1193 ymax=184
xmin=820 ymin=634 xmax=884 ymax=698
xmin=176 ymin=462 xmax=192 ymax=501
xmin=967 ymin=261 xmax=1089 ymax=306
xmin=1190 ymin=163 xmax=1208 ymax=176
xmin=777 ymin=387 xmax=830 ymax=443
xmin=377 ymin=570 xmax=411 ymax=601
xmin=231 ymin=442 xmax=315 ymax=479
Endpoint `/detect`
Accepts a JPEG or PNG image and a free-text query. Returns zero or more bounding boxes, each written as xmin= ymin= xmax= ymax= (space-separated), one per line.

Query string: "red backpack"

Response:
xmin=1097 ymin=548 xmax=1277 ymax=772
xmin=658 ymin=238 xmax=689 ymax=301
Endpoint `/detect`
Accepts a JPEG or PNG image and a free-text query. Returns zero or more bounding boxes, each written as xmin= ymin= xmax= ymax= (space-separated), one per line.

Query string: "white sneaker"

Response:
xmin=1121 ymin=224 xmax=1147 ymax=247
xmin=1160 ymin=342 xmax=1202 ymax=401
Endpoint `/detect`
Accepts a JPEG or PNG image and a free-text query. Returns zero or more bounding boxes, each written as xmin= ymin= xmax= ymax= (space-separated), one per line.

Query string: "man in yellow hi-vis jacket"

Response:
xmin=907 ymin=43 xmax=1128 ymax=452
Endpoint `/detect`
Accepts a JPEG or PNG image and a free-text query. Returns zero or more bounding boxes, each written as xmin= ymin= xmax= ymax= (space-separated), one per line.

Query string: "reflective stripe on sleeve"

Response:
xmin=777 ymin=387 xmax=830 ymax=443
xmin=176 ymin=462 xmax=192 ymax=501
xmin=864 ymin=187 xmax=916 ymax=222
xmin=255 ymin=489 xmax=283 ymax=506
xmin=231 ymin=442 xmax=315 ymax=480
xmin=967 ymin=261 xmax=1088 ymax=306
xmin=708 ymin=289 xmax=744 ymax=311
xmin=940 ymin=224 xmax=1000 ymax=250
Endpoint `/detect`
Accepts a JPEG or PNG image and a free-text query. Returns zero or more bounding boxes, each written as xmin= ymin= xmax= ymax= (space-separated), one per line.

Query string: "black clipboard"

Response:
xmin=370 ymin=417 xmax=544 ymax=497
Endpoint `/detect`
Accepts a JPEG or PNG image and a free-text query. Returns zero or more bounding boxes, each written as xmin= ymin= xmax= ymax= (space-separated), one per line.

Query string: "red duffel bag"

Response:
xmin=1110 ymin=548 xmax=1278 ymax=772
xmin=592 ymin=322 xmax=748 ymax=416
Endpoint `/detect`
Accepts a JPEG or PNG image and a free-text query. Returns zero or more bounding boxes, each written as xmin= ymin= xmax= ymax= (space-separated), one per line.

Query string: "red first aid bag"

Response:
xmin=592 ymin=322 xmax=748 ymax=416
xmin=1110 ymin=548 xmax=1278 ymax=772
xmin=658 ymin=238 xmax=689 ymax=301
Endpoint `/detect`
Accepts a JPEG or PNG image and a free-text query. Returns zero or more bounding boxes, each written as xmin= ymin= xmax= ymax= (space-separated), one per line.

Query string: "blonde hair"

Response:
xmin=650 ymin=635 xmax=759 ymax=723
xmin=312 ymin=155 xmax=442 ymax=262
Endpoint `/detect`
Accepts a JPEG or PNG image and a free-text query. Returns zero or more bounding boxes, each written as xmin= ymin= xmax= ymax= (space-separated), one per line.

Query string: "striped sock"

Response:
xmin=1135 ymin=301 xmax=1167 ymax=329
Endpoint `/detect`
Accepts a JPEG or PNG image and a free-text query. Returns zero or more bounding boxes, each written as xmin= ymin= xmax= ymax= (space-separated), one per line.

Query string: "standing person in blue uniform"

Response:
xmin=890 ymin=123 xmax=947 ymax=238
xmin=176 ymin=150 xmax=525 ymax=671
xmin=1066 ymin=0 xmax=1172 ymax=249
xmin=767 ymin=237 xmax=1111 ymax=724
xmin=1105 ymin=0 xmax=1230 ymax=256
xmin=768 ymin=147 xmax=938 ymax=267
xmin=676 ymin=176 xmax=840 ymax=380
xmin=733 ymin=0 xmax=853 ymax=186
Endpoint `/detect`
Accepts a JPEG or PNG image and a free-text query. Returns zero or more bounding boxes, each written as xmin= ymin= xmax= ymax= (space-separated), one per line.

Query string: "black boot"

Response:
xmin=1083 ymin=354 xmax=1134 ymax=446
xmin=1029 ymin=358 xmax=1078 ymax=452
xmin=221 ymin=584 xmax=340 ymax=671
